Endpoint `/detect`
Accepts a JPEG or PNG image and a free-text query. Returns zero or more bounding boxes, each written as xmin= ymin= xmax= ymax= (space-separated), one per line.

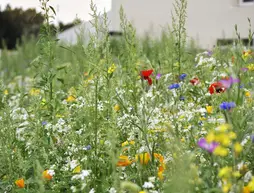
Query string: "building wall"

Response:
xmin=111 ymin=0 xmax=254 ymax=48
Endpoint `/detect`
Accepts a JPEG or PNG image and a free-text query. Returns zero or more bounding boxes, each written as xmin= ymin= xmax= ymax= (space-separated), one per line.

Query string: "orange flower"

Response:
xmin=117 ymin=155 xmax=133 ymax=167
xmin=243 ymin=186 xmax=251 ymax=193
xmin=153 ymin=153 xmax=164 ymax=163
xmin=43 ymin=170 xmax=53 ymax=180
xmin=15 ymin=178 xmax=25 ymax=188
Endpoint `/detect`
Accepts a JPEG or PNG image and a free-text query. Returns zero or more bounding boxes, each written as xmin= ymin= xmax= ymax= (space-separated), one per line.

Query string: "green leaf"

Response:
xmin=49 ymin=6 xmax=56 ymax=16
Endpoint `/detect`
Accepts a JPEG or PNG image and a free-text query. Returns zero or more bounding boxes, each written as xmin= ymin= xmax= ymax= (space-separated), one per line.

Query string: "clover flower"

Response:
xmin=168 ymin=83 xmax=180 ymax=90
xmin=220 ymin=102 xmax=236 ymax=110
xmin=156 ymin=73 xmax=162 ymax=80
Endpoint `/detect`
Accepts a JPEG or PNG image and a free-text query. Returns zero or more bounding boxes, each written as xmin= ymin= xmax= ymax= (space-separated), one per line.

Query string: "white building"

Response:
xmin=58 ymin=0 xmax=254 ymax=49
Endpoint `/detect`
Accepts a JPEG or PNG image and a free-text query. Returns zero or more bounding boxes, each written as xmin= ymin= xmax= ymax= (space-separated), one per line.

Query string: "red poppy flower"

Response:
xmin=190 ymin=77 xmax=200 ymax=85
xmin=209 ymin=82 xmax=226 ymax=94
xmin=141 ymin=69 xmax=153 ymax=85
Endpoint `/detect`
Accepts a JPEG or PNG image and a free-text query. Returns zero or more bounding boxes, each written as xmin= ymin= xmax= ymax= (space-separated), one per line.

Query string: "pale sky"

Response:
xmin=0 ymin=0 xmax=112 ymax=24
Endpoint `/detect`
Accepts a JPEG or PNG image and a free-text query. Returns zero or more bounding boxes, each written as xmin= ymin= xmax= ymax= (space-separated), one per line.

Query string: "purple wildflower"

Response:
xmin=198 ymin=138 xmax=219 ymax=153
xmin=207 ymin=51 xmax=213 ymax=57
xmin=220 ymin=102 xmax=236 ymax=110
xmin=251 ymin=135 xmax=254 ymax=143
xmin=219 ymin=77 xmax=240 ymax=89
xmin=42 ymin=121 xmax=47 ymax=126
xmin=169 ymin=83 xmax=180 ymax=90
xmin=156 ymin=73 xmax=162 ymax=80
xmin=241 ymin=68 xmax=248 ymax=71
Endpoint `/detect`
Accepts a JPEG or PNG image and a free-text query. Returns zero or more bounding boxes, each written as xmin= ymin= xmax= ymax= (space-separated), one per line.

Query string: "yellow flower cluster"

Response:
xmin=121 ymin=140 xmax=135 ymax=147
xmin=243 ymin=178 xmax=254 ymax=193
xmin=108 ymin=63 xmax=116 ymax=74
xmin=218 ymin=166 xmax=241 ymax=193
xmin=29 ymin=88 xmax=40 ymax=96
xmin=247 ymin=63 xmax=254 ymax=71
xmin=206 ymin=124 xmax=242 ymax=157
xmin=242 ymin=50 xmax=252 ymax=61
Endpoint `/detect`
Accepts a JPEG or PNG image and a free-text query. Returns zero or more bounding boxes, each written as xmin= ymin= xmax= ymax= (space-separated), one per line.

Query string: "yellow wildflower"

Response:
xmin=200 ymin=117 xmax=206 ymax=121
xmin=66 ymin=95 xmax=76 ymax=102
xmin=222 ymin=183 xmax=232 ymax=193
xmin=242 ymin=50 xmax=252 ymax=60
xmin=214 ymin=146 xmax=228 ymax=157
xmin=245 ymin=91 xmax=251 ymax=97
xmin=234 ymin=142 xmax=243 ymax=154
xmin=136 ymin=153 xmax=150 ymax=165
xmin=29 ymin=88 xmax=40 ymax=96
xmin=206 ymin=106 xmax=213 ymax=114
xmin=228 ymin=132 xmax=237 ymax=140
xmin=218 ymin=166 xmax=232 ymax=178
xmin=232 ymin=171 xmax=241 ymax=178
xmin=108 ymin=63 xmax=116 ymax=74
xmin=217 ymin=124 xmax=230 ymax=132
xmin=42 ymin=170 xmax=53 ymax=180
xmin=3 ymin=89 xmax=8 ymax=95
xmin=247 ymin=63 xmax=254 ymax=71
xmin=73 ymin=165 xmax=81 ymax=174
xmin=121 ymin=140 xmax=135 ymax=147
xmin=215 ymin=133 xmax=231 ymax=146
xmin=247 ymin=177 xmax=254 ymax=191
xmin=243 ymin=186 xmax=251 ymax=193
xmin=114 ymin=104 xmax=120 ymax=112
xmin=206 ymin=132 xmax=215 ymax=143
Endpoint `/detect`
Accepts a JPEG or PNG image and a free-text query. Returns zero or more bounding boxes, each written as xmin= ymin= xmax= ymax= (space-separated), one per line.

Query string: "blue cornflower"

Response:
xmin=251 ymin=135 xmax=254 ymax=143
xmin=179 ymin=73 xmax=187 ymax=81
xmin=42 ymin=121 xmax=47 ymax=126
xmin=219 ymin=102 xmax=236 ymax=110
xmin=179 ymin=96 xmax=185 ymax=101
xmin=169 ymin=83 xmax=180 ymax=90
xmin=83 ymin=145 xmax=92 ymax=150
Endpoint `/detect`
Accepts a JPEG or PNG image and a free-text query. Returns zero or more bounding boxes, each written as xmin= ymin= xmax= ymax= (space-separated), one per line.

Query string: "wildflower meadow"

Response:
xmin=0 ymin=0 xmax=254 ymax=192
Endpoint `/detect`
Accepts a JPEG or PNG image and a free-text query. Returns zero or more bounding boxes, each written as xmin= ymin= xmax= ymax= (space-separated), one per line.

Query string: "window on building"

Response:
xmin=241 ymin=0 xmax=254 ymax=4
xmin=217 ymin=39 xmax=254 ymax=47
